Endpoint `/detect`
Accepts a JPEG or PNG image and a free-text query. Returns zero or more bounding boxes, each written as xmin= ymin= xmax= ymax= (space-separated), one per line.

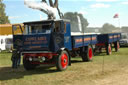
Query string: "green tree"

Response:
xmin=0 ymin=0 xmax=10 ymax=24
xmin=63 ymin=12 xmax=89 ymax=32
xmin=100 ymin=23 xmax=120 ymax=33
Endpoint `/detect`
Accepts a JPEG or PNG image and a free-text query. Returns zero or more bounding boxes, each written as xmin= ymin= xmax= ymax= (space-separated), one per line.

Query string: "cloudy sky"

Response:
xmin=3 ymin=0 xmax=128 ymax=27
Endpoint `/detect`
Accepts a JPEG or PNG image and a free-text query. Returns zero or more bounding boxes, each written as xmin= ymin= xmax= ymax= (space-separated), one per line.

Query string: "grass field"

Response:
xmin=0 ymin=48 xmax=128 ymax=85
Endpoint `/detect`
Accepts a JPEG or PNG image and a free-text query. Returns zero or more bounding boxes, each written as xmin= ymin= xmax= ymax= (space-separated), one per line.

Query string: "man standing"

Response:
xmin=11 ymin=50 xmax=21 ymax=68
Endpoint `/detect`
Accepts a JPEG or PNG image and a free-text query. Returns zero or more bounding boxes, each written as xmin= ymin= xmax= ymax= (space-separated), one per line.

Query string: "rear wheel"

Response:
xmin=56 ymin=50 xmax=69 ymax=71
xmin=106 ymin=44 xmax=112 ymax=55
xmin=115 ymin=41 xmax=120 ymax=52
xmin=81 ymin=45 xmax=93 ymax=62
xmin=23 ymin=57 xmax=37 ymax=70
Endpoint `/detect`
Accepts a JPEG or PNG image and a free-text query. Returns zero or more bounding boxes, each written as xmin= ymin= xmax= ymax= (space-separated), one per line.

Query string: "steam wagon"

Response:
xmin=12 ymin=19 xmax=97 ymax=71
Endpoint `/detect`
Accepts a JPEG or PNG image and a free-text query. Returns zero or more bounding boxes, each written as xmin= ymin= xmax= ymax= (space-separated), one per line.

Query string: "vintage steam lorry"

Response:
xmin=12 ymin=19 xmax=121 ymax=71
xmin=12 ymin=19 xmax=97 ymax=71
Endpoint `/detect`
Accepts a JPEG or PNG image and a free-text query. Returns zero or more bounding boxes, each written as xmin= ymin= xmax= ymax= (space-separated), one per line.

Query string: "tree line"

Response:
xmin=63 ymin=12 xmax=120 ymax=33
xmin=0 ymin=0 xmax=10 ymax=24
xmin=0 ymin=0 xmax=122 ymax=33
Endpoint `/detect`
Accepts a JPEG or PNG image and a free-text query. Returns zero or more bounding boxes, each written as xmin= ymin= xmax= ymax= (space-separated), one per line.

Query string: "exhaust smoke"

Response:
xmin=24 ymin=0 xmax=57 ymax=19
xmin=77 ymin=15 xmax=82 ymax=32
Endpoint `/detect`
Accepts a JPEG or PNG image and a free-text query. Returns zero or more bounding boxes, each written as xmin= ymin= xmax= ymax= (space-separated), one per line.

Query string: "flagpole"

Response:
xmin=118 ymin=18 xmax=121 ymax=32
xmin=113 ymin=13 xmax=121 ymax=32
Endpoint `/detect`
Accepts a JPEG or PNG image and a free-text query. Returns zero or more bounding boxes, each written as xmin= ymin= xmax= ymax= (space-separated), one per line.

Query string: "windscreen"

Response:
xmin=25 ymin=24 xmax=52 ymax=34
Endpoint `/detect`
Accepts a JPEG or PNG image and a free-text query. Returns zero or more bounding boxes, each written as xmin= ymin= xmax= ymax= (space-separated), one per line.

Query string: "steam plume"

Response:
xmin=77 ymin=15 xmax=82 ymax=32
xmin=24 ymin=0 xmax=57 ymax=19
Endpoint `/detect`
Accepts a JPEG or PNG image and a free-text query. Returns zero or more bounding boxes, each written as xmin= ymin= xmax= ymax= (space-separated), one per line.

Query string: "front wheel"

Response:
xmin=56 ymin=50 xmax=69 ymax=71
xmin=23 ymin=57 xmax=37 ymax=70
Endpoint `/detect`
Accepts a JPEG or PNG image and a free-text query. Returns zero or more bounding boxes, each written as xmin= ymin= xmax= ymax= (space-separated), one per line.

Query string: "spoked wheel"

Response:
xmin=23 ymin=56 xmax=37 ymax=70
xmin=115 ymin=41 xmax=120 ymax=52
xmin=81 ymin=45 xmax=93 ymax=62
xmin=106 ymin=44 xmax=112 ymax=55
xmin=56 ymin=50 xmax=69 ymax=71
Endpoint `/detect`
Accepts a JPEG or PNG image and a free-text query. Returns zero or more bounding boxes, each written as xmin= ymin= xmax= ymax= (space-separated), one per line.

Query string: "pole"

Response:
xmin=118 ymin=18 xmax=121 ymax=32
xmin=102 ymin=55 xmax=105 ymax=74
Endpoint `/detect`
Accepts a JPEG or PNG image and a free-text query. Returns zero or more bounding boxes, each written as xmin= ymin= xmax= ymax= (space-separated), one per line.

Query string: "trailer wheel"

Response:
xmin=115 ymin=41 xmax=120 ymax=52
xmin=106 ymin=44 xmax=112 ymax=55
xmin=23 ymin=57 xmax=36 ymax=70
xmin=82 ymin=45 xmax=93 ymax=62
xmin=56 ymin=50 xmax=69 ymax=71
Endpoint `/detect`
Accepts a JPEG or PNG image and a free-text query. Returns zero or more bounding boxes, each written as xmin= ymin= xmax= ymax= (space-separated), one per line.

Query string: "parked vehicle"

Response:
xmin=0 ymin=35 xmax=13 ymax=52
xmin=119 ymin=33 xmax=128 ymax=47
xmin=12 ymin=19 xmax=121 ymax=71
xmin=12 ymin=20 xmax=97 ymax=71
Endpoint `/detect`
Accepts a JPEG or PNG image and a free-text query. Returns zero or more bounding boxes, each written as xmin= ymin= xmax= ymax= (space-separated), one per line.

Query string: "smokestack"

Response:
xmin=24 ymin=0 xmax=57 ymax=19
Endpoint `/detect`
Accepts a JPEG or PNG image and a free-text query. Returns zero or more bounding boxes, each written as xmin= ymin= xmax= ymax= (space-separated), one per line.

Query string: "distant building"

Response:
xmin=121 ymin=26 xmax=128 ymax=33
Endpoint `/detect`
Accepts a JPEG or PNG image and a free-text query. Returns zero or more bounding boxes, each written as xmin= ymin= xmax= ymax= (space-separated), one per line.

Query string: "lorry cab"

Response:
xmin=12 ymin=19 xmax=72 ymax=71
xmin=13 ymin=19 xmax=72 ymax=52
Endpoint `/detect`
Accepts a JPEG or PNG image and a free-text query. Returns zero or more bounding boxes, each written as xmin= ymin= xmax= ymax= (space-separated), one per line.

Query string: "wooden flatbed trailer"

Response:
xmin=95 ymin=33 xmax=121 ymax=55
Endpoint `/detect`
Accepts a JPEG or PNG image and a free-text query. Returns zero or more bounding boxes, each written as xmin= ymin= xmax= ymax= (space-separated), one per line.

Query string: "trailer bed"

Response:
xmin=71 ymin=34 xmax=97 ymax=48
xmin=97 ymin=33 xmax=121 ymax=44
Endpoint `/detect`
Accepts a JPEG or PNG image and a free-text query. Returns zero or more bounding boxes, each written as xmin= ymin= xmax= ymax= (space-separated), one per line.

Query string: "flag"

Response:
xmin=113 ymin=13 xmax=119 ymax=18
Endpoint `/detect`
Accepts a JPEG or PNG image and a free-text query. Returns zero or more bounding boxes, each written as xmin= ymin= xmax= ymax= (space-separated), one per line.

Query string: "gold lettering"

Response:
xmin=24 ymin=42 xmax=31 ymax=45
xmin=25 ymin=37 xmax=36 ymax=41
xmin=38 ymin=37 xmax=46 ymax=41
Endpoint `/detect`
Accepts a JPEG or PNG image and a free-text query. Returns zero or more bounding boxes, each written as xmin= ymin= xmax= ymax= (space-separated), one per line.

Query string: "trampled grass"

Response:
xmin=0 ymin=48 xmax=128 ymax=85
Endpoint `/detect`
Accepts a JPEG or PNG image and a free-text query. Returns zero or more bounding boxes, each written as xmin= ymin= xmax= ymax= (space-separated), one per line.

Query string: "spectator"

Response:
xmin=11 ymin=50 xmax=21 ymax=68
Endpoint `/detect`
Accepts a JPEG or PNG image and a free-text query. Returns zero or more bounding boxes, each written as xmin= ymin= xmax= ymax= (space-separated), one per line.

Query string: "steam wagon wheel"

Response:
xmin=81 ymin=45 xmax=93 ymax=62
xmin=23 ymin=56 xmax=37 ymax=70
xmin=115 ymin=41 xmax=120 ymax=52
xmin=106 ymin=44 xmax=112 ymax=55
xmin=56 ymin=50 xmax=69 ymax=71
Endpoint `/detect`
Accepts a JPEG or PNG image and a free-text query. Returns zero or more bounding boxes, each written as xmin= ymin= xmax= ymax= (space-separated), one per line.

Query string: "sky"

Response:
xmin=3 ymin=0 xmax=128 ymax=27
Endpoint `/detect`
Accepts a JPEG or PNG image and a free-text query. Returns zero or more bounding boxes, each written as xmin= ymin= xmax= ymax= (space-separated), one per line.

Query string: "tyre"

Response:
xmin=115 ymin=41 xmax=120 ymax=52
xmin=81 ymin=45 xmax=93 ymax=62
xmin=23 ymin=57 xmax=36 ymax=70
xmin=56 ymin=50 xmax=69 ymax=71
xmin=106 ymin=44 xmax=112 ymax=55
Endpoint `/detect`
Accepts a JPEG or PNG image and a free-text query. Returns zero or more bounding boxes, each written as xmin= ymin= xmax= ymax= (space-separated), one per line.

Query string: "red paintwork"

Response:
xmin=109 ymin=45 xmax=112 ymax=54
xmin=31 ymin=62 xmax=55 ymax=65
xmin=117 ymin=42 xmax=120 ymax=50
xmin=61 ymin=53 xmax=68 ymax=69
xmin=89 ymin=48 xmax=93 ymax=60
xmin=96 ymin=43 xmax=105 ymax=46
xmin=24 ymin=53 xmax=58 ymax=59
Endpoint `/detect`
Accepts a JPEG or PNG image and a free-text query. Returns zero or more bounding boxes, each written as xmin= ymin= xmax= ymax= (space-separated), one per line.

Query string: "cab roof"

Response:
xmin=23 ymin=19 xmax=70 ymax=25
